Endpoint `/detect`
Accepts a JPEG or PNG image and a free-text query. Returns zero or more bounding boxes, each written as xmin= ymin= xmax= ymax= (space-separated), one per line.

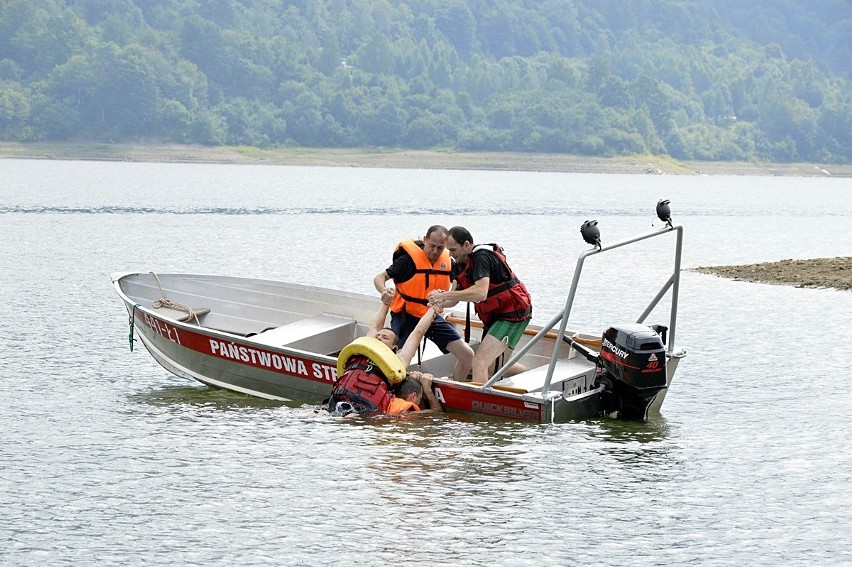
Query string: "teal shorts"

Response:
xmin=486 ymin=319 xmax=531 ymax=350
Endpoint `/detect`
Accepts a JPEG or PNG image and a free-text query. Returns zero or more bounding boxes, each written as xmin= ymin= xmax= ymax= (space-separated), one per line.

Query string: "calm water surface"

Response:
xmin=1 ymin=159 xmax=851 ymax=566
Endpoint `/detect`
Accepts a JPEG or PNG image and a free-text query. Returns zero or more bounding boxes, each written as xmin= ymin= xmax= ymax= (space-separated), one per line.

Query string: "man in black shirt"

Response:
xmin=429 ymin=226 xmax=532 ymax=384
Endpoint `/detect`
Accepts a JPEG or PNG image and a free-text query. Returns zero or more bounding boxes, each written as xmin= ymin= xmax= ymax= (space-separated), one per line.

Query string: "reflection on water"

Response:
xmin=582 ymin=415 xmax=671 ymax=444
xmin=367 ymin=418 xmax=535 ymax=487
xmin=578 ymin=418 xmax=682 ymax=483
xmin=129 ymin=384 xmax=290 ymax=410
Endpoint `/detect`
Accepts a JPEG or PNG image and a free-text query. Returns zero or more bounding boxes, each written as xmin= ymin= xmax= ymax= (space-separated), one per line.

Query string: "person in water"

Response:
xmin=328 ymin=293 xmax=442 ymax=416
xmin=385 ymin=373 xmax=441 ymax=414
xmin=373 ymin=225 xmax=474 ymax=381
xmin=428 ymin=226 xmax=533 ymax=385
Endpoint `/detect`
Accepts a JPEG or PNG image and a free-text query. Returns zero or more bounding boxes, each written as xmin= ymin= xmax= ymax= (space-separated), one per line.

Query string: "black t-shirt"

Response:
xmin=384 ymin=240 xmax=423 ymax=284
xmin=452 ymin=247 xmax=512 ymax=288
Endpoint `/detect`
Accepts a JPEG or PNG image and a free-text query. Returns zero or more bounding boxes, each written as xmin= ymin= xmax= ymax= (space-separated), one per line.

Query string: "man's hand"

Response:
xmin=414 ymin=371 xmax=442 ymax=412
xmin=428 ymin=289 xmax=446 ymax=306
xmin=415 ymin=372 xmax=433 ymax=387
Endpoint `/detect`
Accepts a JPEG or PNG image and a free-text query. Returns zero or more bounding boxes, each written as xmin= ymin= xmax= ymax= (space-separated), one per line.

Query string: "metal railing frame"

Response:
xmin=480 ymin=224 xmax=683 ymax=395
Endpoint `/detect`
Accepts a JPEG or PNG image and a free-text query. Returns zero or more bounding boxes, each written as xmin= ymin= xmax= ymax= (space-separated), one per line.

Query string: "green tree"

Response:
xmin=432 ymin=0 xmax=476 ymax=57
xmin=215 ymin=97 xmax=285 ymax=146
xmin=0 ymin=82 xmax=31 ymax=139
xmin=352 ymin=33 xmax=395 ymax=75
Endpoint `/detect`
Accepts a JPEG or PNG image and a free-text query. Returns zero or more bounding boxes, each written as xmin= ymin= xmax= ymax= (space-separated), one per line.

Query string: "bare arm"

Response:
xmin=373 ymin=270 xmax=391 ymax=295
xmin=395 ymin=307 xmax=437 ymax=368
xmin=428 ymin=280 xmax=461 ymax=308
xmin=366 ymin=298 xmax=390 ymax=337
xmin=429 ymin=277 xmax=490 ymax=306
xmin=410 ymin=371 xmax=443 ymax=412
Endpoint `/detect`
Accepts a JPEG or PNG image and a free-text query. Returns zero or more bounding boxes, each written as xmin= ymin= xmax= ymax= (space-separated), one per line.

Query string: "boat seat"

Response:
xmin=496 ymin=355 xmax=594 ymax=393
xmin=250 ymin=313 xmax=358 ymax=354
xmin=150 ymin=304 xmax=211 ymax=323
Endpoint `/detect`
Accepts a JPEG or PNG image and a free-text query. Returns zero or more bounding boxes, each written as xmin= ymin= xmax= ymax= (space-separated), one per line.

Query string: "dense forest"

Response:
xmin=1 ymin=0 xmax=850 ymax=163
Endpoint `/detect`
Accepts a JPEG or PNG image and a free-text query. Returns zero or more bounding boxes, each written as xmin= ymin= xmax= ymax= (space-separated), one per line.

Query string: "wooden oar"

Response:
xmin=444 ymin=315 xmax=602 ymax=348
xmin=468 ymin=382 xmax=528 ymax=394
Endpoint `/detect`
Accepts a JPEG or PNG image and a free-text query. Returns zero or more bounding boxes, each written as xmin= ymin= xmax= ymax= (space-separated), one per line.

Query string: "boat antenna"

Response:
xmin=656 ymin=199 xmax=672 ymax=228
xmin=580 ymin=220 xmax=601 ymax=249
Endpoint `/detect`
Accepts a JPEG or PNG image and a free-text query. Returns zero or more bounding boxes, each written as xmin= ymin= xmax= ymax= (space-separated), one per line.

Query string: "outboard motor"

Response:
xmin=596 ymin=323 xmax=668 ymax=419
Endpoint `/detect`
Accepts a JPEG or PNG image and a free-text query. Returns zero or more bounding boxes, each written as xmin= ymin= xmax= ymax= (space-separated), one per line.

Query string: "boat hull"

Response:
xmin=131 ymin=306 xmax=338 ymax=402
xmin=128 ymin=300 xmax=681 ymax=422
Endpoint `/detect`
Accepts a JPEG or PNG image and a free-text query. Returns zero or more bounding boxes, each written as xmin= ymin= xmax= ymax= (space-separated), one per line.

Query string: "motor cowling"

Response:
xmin=597 ymin=323 xmax=668 ymax=419
xmin=600 ymin=324 xmax=667 ymax=390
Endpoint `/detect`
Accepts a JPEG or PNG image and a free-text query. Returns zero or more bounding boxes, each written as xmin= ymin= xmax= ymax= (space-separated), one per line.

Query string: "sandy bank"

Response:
xmin=692 ymin=257 xmax=852 ymax=291
xmin=2 ymin=142 xmax=850 ymax=177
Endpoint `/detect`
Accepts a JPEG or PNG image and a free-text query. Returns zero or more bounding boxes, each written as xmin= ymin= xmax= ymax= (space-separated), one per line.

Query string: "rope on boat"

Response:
xmin=150 ymin=272 xmax=201 ymax=325
xmin=129 ymin=303 xmax=140 ymax=351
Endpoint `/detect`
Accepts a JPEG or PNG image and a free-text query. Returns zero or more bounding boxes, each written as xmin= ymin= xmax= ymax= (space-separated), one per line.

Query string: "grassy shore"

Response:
xmin=1 ymin=141 xmax=850 ymax=176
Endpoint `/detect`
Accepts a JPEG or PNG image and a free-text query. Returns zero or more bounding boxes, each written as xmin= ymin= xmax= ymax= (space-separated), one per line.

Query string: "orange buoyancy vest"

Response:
xmin=455 ymin=243 xmax=532 ymax=326
xmin=387 ymin=398 xmax=421 ymax=414
xmin=389 ymin=240 xmax=452 ymax=317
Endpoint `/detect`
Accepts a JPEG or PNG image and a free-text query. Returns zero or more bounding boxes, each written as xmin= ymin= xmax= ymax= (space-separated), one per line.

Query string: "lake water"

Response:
xmin=1 ymin=159 xmax=850 ymax=566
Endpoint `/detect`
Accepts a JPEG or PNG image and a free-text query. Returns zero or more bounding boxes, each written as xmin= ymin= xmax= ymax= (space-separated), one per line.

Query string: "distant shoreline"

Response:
xmin=1 ymin=142 xmax=850 ymax=177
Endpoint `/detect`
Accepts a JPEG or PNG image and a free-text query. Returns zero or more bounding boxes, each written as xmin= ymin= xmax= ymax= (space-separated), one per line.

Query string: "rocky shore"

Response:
xmin=692 ymin=257 xmax=852 ymax=291
xmin=2 ymin=142 xmax=850 ymax=177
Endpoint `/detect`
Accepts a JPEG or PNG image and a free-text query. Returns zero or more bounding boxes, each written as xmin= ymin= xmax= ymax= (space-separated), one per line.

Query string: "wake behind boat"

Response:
xmin=112 ymin=203 xmax=686 ymax=422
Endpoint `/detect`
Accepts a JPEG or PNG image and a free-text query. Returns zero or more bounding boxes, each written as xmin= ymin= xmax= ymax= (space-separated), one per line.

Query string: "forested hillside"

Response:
xmin=1 ymin=0 xmax=850 ymax=163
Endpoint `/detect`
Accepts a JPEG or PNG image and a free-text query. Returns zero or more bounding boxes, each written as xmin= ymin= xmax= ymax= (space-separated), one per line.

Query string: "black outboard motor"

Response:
xmin=596 ymin=323 xmax=668 ymax=419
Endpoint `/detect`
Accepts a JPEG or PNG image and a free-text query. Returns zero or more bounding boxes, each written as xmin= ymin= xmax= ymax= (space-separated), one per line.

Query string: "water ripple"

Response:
xmin=1 ymin=203 xmax=845 ymax=218
xmin=0 ymin=204 xmax=641 ymax=216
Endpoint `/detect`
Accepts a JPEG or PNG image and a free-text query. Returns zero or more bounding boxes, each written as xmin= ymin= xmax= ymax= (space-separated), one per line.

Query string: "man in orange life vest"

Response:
xmin=373 ymin=225 xmax=474 ymax=382
xmin=428 ymin=226 xmax=533 ymax=385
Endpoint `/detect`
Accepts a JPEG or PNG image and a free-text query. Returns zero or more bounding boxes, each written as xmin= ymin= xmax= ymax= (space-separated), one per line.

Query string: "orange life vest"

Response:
xmin=387 ymin=398 xmax=421 ymax=414
xmin=389 ymin=239 xmax=451 ymax=317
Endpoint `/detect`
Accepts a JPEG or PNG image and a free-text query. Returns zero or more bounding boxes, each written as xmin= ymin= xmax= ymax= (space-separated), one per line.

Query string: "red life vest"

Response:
xmin=455 ymin=243 xmax=532 ymax=326
xmin=390 ymin=240 xmax=452 ymax=317
xmin=328 ymin=355 xmax=394 ymax=415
